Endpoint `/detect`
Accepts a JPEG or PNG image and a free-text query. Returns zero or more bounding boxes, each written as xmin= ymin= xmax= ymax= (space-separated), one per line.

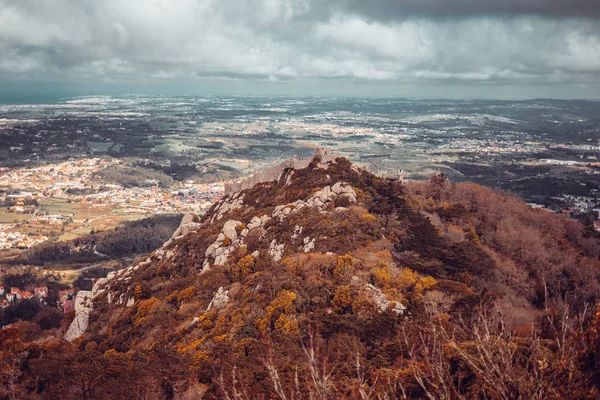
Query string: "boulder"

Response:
xmin=319 ymin=191 xmax=329 ymax=202
xmin=223 ymin=220 xmax=241 ymax=240
xmin=342 ymin=185 xmax=356 ymax=196
xmin=205 ymin=243 xmax=218 ymax=258
xmin=332 ymin=182 xmax=343 ymax=194
xmin=206 ymin=287 xmax=229 ymax=311
xmin=248 ymin=216 xmax=262 ymax=230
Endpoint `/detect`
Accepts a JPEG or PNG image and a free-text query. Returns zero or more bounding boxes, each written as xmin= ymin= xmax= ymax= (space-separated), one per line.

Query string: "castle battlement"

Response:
xmin=224 ymin=147 xmax=336 ymax=195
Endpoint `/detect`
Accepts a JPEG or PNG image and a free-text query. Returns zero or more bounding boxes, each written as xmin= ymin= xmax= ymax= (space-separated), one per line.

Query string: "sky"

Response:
xmin=1 ymin=0 xmax=600 ymax=99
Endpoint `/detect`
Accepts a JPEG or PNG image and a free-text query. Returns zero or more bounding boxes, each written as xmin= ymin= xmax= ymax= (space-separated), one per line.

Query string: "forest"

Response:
xmin=11 ymin=214 xmax=182 ymax=267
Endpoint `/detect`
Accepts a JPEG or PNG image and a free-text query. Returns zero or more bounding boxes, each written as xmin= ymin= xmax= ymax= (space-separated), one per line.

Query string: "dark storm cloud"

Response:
xmin=333 ymin=0 xmax=600 ymax=20
xmin=0 ymin=0 xmax=599 ymax=97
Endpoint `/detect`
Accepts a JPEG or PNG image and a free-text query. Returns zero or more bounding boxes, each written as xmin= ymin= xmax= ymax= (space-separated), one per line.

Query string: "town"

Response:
xmin=0 ymin=157 xmax=224 ymax=250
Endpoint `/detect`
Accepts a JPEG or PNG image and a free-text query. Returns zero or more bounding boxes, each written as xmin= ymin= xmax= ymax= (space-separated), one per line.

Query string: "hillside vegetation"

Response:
xmin=3 ymin=157 xmax=600 ymax=399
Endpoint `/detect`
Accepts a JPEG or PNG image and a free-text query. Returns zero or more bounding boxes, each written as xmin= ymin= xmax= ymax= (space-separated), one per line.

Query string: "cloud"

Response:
xmin=331 ymin=0 xmax=600 ymax=20
xmin=0 ymin=0 xmax=599 ymax=96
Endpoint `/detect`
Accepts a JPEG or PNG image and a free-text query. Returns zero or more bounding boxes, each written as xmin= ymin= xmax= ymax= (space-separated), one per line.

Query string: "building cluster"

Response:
xmin=0 ymin=285 xmax=48 ymax=308
xmin=57 ymin=289 xmax=77 ymax=313
xmin=0 ymin=230 xmax=49 ymax=250
xmin=0 ymin=157 xmax=225 ymax=249
xmin=437 ymin=138 xmax=547 ymax=155
xmin=563 ymin=194 xmax=599 ymax=212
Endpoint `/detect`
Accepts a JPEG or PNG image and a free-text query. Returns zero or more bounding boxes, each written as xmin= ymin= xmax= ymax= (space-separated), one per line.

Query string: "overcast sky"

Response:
xmin=1 ymin=0 xmax=600 ymax=99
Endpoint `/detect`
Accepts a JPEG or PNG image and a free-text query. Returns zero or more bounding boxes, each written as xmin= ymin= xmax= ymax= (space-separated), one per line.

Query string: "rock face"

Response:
xmin=206 ymin=286 xmax=229 ymax=311
xmin=271 ymin=182 xmax=357 ymax=222
xmin=269 ymin=240 xmax=285 ymax=261
xmin=64 ymin=291 xmax=93 ymax=342
xmin=365 ymin=284 xmax=406 ymax=315
xmin=223 ymin=220 xmax=241 ymax=240
xmin=203 ymin=217 xmax=269 ymax=271
xmin=303 ymin=237 xmax=315 ymax=253
xmin=163 ymin=213 xmax=202 ymax=247
xmin=211 ymin=193 xmax=244 ymax=223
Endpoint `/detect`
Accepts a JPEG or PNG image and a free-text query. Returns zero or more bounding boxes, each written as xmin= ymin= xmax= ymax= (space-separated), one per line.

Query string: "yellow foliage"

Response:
xmin=390 ymin=268 xmax=437 ymax=299
xmin=274 ymin=314 xmax=300 ymax=335
xmin=414 ymin=276 xmax=437 ymax=298
xmin=352 ymin=295 xmax=376 ymax=317
xmin=373 ymin=263 xmax=392 ymax=288
xmin=214 ymin=334 xmax=228 ymax=343
xmin=420 ymin=276 xmax=437 ymax=290
xmin=331 ymin=285 xmax=353 ymax=312
xmin=256 ymin=290 xmax=298 ymax=334
xmin=165 ymin=290 xmax=179 ymax=303
xmin=233 ymin=255 xmax=255 ymax=280
xmin=192 ymin=350 xmax=210 ymax=368
xmin=395 ymin=268 xmax=419 ymax=290
xmin=223 ymin=237 xmax=231 ymax=246
xmin=334 ymin=254 xmax=359 ymax=281
xmin=269 ymin=290 xmax=297 ymax=314
xmin=134 ymin=285 xmax=142 ymax=300
xmin=214 ymin=315 xmax=229 ymax=335
xmin=132 ymin=297 xmax=158 ymax=327
xmin=196 ymin=312 xmax=216 ymax=330
xmin=361 ymin=213 xmax=377 ymax=222
xmin=180 ymin=338 xmax=206 ymax=353
xmin=177 ymin=286 xmax=197 ymax=303
xmin=103 ymin=348 xmax=118 ymax=357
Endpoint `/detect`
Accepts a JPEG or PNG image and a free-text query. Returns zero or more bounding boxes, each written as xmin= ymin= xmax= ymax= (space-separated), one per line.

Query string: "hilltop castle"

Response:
xmin=224 ymin=147 xmax=336 ymax=195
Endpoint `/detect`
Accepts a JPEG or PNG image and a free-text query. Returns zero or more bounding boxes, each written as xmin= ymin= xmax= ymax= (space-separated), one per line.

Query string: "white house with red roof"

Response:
xmin=10 ymin=287 xmax=21 ymax=300
xmin=35 ymin=287 xmax=48 ymax=298
xmin=20 ymin=291 xmax=34 ymax=300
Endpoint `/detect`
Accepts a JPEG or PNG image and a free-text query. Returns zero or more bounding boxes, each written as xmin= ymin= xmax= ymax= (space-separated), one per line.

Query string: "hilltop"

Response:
xmin=3 ymin=156 xmax=600 ymax=399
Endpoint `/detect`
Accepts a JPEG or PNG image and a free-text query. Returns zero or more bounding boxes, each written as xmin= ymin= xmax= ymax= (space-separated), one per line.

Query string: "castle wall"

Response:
xmin=224 ymin=148 xmax=335 ymax=195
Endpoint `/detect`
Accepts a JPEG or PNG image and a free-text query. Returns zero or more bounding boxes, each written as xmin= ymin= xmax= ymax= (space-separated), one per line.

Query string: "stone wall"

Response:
xmin=224 ymin=147 xmax=335 ymax=195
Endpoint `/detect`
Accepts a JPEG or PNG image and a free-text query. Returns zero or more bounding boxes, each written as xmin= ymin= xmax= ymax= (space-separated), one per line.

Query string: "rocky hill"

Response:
xmin=3 ymin=156 xmax=600 ymax=399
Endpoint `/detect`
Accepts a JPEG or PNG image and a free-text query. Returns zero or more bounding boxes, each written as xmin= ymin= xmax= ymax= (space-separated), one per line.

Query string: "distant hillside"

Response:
xmin=3 ymin=156 xmax=600 ymax=399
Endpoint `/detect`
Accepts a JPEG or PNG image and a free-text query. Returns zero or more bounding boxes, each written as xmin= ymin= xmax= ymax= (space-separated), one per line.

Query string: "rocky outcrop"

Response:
xmin=271 ymin=182 xmax=357 ymax=222
xmin=222 ymin=220 xmax=241 ymax=240
xmin=269 ymin=239 xmax=285 ymax=261
xmin=364 ymin=284 xmax=406 ymax=315
xmin=65 ymin=291 xmax=93 ymax=342
xmin=303 ymin=237 xmax=315 ymax=253
xmin=211 ymin=193 xmax=244 ymax=223
xmin=206 ymin=286 xmax=229 ymax=311
xmin=163 ymin=213 xmax=202 ymax=248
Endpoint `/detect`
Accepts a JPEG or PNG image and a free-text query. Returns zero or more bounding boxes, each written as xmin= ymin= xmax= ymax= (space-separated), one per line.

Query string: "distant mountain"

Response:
xmin=3 ymin=156 xmax=600 ymax=399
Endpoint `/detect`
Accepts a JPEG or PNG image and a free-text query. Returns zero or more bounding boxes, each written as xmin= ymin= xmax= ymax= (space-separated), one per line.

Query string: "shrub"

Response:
xmin=331 ymin=285 xmax=353 ymax=312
